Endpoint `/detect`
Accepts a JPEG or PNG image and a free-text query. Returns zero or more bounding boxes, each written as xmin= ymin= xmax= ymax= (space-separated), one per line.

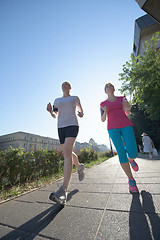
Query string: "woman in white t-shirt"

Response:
xmin=47 ymin=82 xmax=84 ymax=205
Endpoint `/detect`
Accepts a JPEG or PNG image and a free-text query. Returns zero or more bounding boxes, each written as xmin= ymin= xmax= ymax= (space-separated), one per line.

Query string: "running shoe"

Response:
xmin=77 ymin=163 xmax=85 ymax=181
xmin=49 ymin=185 xmax=67 ymax=205
xmin=128 ymin=178 xmax=139 ymax=193
xmin=129 ymin=159 xmax=139 ymax=172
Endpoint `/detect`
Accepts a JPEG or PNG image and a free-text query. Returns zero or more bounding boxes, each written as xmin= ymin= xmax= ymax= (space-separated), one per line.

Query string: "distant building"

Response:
xmin=0 ymin=131 xmax=61 ymax=151
xmin=74 ymin=139 xmax=108 ymax=153
xmin=89 ymin=138 xmax=96 ymax=146
xmin=74 ymin=141 xmax=90 ymax=152
xmin=0 ymin=132 xmax=108 ymax=153
xmin=136 ymin=0 xmax=160 ymax=23
xmin=133 ymin=14 xmax=160 ymax=57
xmin=89 ymin=138 xmax=108 ymax=152
xmin=98 ymin=144 xmax=108 ymax=153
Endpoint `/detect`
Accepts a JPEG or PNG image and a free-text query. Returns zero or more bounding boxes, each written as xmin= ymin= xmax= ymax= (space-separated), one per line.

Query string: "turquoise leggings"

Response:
xmin=108 ymin=126 xmax=138 ymax=164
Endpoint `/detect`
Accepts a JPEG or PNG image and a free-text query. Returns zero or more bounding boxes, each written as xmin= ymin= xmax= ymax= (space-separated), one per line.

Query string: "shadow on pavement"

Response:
xmin=67 ymin=188 xmax=79 ymax=201
xmin=138 ymin=154 xmax=160 ymax=161
xmin=129 ymin=191 xmax=160 ymax=240
xmin=1 ymin=189 xmax=79 ymax=240
xmin=141 ymin=190 xmax=160 ymax=240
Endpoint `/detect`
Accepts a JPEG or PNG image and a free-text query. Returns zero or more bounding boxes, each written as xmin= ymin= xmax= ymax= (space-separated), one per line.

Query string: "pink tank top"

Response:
xmin=100 ymin=96 xmax=132 ymax=130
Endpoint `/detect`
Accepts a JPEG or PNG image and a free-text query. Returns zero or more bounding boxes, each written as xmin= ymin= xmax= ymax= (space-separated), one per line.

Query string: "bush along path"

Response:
xmin=0 ymin=147 xmax=113 ymax=202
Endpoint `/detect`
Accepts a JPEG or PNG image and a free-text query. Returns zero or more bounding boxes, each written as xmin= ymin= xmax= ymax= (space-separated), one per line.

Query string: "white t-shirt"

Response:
xmin=54 ymin=96 xmax=80 ymax=128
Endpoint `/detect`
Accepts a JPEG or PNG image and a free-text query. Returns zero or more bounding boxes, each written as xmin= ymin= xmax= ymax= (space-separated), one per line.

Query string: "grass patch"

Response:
xmin=0 ymin=156 xmax=108 ymax=203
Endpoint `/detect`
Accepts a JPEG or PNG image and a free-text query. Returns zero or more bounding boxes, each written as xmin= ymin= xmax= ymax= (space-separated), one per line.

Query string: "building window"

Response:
xmin=133 ymin=43 xmax=137 ymax=53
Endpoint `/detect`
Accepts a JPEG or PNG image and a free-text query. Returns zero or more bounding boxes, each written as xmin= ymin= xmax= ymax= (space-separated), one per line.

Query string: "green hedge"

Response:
xmin=0 ymin=148 xmax=64 ymax=189
xmin=101 ymin=150 xmax=114 ymax=158
xmin=0 ymin=147 xmax=105 ymax=189
xmin=78 ymin=147 xmax=98 ymax=163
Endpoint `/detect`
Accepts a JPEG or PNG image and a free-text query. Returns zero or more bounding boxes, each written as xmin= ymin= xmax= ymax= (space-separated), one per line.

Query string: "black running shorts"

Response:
xmin=58 ymin=125 xmax=79 ymax=144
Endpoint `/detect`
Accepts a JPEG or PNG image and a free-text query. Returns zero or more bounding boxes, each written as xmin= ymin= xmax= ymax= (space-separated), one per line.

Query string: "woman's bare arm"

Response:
xmin=46 ymin=102 xmax=56 ymax=118
xmin=122 ymin=97 xmax=130 ymax=116
xmin=77 ymin=99 xmax=84 ymax=118
xmin=101 ymin=106 xmax=107 ymax=122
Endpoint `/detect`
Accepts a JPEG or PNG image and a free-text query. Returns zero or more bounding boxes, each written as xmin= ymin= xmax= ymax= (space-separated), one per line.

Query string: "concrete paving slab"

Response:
xmin=82 ymin=183 xmax=113 ymax=193
xmin=82 ymin=177 xmax=116 ymax=184
xmin=36 ymin=182 xmax=63 ymax=192
xmin=135 ymin=172 xmax=160 ymax=178
xmin=109 ymin=191 xmax=159 ymax=212
xmin=96 ymin=211 xmax=132 ymax=240
xmin=12 ymin=186 xmax=79 ymax=205
xmin=82 ymin=173 xmax=116 ymax=179
xmin=26 ymin=235 xmax=50 ymax=240
xmin=114 ymin=177 xmax=129 ymax=183
xmin=0 ymin=203 xmax=64 ymax=239
xmin=12 ymin=188 xmax=56 ymax=204
xmin=68 ymin=182 xmax=89 ymax=192
xmin=111 ymin=183 xmax=130 ymax=193
xmin=0 ymin=225 xmax=29 ymax=240
xmin=34 ymin=206 xmax=103 ymax=240
xmin=0 ymin=200 xmax=61 ymax=232
xmin=143 ymin=183 xmax=160 ymax=194
xmin=96 ymin=210 xmax=160 ymax=240
xmin=84 ymin=168 xmax=118 ymax=174
xmin=139 ymin=177 xmax=160 ymax=184
xmin=106 ymin=193 xmax=148 ymax=213
xmin=67 ymin=192 xmax=110 ymax=209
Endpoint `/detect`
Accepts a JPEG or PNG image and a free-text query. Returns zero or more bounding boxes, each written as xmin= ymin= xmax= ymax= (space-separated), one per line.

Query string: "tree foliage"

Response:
xmin=129 ymin=104 xmax=160 ymax=150
xmin=119 ymin=32 xmax=160 ymax=121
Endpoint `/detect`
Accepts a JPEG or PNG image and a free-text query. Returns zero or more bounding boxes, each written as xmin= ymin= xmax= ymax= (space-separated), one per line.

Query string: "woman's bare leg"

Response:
xmin=61 ymin=144 xmax=81 ymax=169
xmin=128 ymin=158 xmax=134 ymax=162
xmin=120 ymin=162 xmax=133 ymax=179
xmin=72 ymin=152 xmax=81 ymax=169
xmin=61 ymin=137 xmax=76 ymax=190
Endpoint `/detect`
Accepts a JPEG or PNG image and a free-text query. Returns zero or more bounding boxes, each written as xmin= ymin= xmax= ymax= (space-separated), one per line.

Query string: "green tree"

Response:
xmin=129 ymin=104 xmax=160 ymax=150
xmin=119 ymin=32 xmax=160 ymax=121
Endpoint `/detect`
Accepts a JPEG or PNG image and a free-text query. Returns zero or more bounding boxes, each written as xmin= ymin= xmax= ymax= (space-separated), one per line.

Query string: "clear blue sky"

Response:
xmin=0 ymin=0 xmax=144 ymax=148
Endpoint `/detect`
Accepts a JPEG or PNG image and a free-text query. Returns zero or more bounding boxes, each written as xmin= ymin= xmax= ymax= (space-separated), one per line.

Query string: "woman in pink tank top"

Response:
xmin=100 ymin=83 xmax=139 ymax=193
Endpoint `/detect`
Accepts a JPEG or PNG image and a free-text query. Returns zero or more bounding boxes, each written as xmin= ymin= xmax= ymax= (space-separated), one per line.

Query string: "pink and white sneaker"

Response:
xmin=129 ymin=159 xmax=139 ymax=172
xmin=128 ymin=178 xmax=139 ymax=193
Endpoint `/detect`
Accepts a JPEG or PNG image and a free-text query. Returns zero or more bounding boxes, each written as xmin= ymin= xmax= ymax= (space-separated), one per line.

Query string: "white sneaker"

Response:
xmin=77 ymin=163 xmax=85 ymax=181
xmin=49 ymin=186 xmax=67 ymax=205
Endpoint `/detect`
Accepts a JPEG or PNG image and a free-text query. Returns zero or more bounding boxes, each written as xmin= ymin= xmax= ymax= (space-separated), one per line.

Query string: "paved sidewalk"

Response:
xmin=0 ymin=155 xmax=160 ymax=240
